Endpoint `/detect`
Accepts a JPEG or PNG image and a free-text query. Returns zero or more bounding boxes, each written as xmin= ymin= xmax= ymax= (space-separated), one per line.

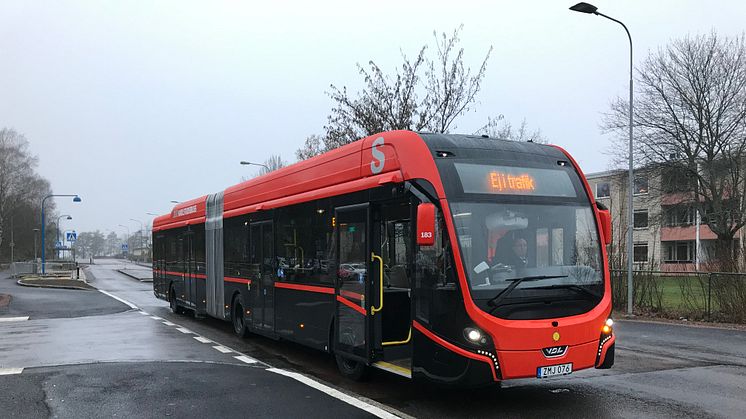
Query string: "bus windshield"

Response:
xmin=450 ymin=202 xmax=603 ymax=307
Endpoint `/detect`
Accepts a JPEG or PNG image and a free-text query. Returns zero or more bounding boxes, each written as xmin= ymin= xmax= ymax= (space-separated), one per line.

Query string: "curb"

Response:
xmin=16 ymin=279 xmax=95 ymax=291
xmin=618 ymin=315 xmax=746 ymax=332
xmin=116 ymin=269 xmax=153 ymax=282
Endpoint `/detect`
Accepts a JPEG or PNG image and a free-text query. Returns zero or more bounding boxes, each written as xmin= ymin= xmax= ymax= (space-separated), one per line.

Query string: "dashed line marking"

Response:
xmin=162 ymin=321 xmax=175 ymax=326
xmin=0 ymin=317 xmax=29 ymax=322
xmin=213 ymin=345 xmax=232 ymax=354
xmin=0 ymin=368 xmax=24 ymax=375
xmin=149 ymin=316 xmax=162 ymax=320
xmin=176 ymin=327 xmax=193 ymax=334
xmin=193 ymin=336 xmax=212 ymax=343
xmin=267 ymin=368 xmax=399 ymax=418
xmin=98 ymin=289 xmax=138 ymax=309
xmin=138 ymin=311 xmax=150 ymax=315
xmin=234 ymin=355 xmax=258 ymax=364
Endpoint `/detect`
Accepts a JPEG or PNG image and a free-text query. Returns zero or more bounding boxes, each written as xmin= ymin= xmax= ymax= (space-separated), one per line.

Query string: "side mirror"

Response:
xmin=416 ymin=203 xmax=436 ymax=246
xmin=596 ymin=201 xmax=612 ymax=246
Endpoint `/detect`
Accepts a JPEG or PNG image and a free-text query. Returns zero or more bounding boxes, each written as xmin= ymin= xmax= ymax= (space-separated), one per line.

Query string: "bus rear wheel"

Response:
xmin=334 ymin=354 xmax=369 ymax=381
xmin=232 ymin=297 xmax=250 ymax=338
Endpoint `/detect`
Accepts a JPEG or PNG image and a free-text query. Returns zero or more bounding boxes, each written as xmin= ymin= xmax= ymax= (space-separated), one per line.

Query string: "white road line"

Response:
xmin=212 ymin=345 xmax=232 ymax=353
xmin=0 ymin=368 xmax=24 ymax=375
xmin=234 ymin=355 xmax=258 ymax=364
xmin=162 ymin=321 xmax=176 ymax=326
xmin=138 ymin=311 xmax=150 ymax=315
xmin=0 ymin=316 xmax=29 ymax=322
xmin=149 ymin=316 xmax=162 ymax=320
xmin=193 ymin=336 xmax=212 ymax=343
xmin=98 ymin=289 xmax=138 ymax=309
xmin=267 ymin=368 xmax=400 ymax=419
xmin=176 ymin=327 xmax=193 ymax=334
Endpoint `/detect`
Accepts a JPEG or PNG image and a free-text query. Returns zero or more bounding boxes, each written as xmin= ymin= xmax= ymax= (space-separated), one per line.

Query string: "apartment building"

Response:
xmin=586 ymin=168 xmax=744 ymax=272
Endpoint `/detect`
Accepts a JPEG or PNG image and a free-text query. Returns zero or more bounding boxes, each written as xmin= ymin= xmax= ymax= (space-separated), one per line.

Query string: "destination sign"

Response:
xmin=455 ymin=163 xmax=577 ymax=198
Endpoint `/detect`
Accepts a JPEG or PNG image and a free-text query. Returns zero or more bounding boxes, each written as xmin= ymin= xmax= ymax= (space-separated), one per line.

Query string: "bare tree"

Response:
xmin=297 ymin=26 xmax=492 ymax=159
xmin=0 ymin=128 xmax=54 ymax=261
xmin=604 ymin=32 xmax=746 ymax=269
xmin=473 ymin=115 xmax=546 ymax=143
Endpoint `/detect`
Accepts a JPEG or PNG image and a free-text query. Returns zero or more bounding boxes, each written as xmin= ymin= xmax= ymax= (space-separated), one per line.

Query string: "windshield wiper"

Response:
xmin=487 ymin=275 xmax=568 ymax=311
xmin=534 ymin=284 xmax=603 ymax=300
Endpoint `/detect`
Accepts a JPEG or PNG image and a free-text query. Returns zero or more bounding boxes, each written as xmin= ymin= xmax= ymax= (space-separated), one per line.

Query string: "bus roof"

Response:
xmin=153 ymin=131 xmax=566 ymax=231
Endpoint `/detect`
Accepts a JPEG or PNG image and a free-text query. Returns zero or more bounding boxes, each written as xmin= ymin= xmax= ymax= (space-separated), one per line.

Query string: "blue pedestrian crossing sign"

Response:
xmin=55 ymin=241 xmax=63 ymax=249
xmin=66 ymin=231 xmax=77 ymax=242
xmin=122 ymin=243 xmax=129 ymax=252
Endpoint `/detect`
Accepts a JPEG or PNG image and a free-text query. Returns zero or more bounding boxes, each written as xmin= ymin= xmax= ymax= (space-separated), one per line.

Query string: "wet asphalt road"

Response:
xmin=3 ymin=260 xmax=746 ymax=418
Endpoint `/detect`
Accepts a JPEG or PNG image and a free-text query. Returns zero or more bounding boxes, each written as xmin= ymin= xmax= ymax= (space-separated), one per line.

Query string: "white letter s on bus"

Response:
xmin=370 ymin=137 xmax=385 ymax=174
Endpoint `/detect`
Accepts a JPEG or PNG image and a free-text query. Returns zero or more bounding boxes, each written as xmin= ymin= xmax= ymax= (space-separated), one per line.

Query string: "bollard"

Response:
xmin=76 ymin=263 xmax=80 ymax=280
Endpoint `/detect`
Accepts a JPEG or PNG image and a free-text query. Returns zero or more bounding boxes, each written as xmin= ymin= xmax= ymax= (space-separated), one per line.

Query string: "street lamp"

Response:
xmin=240 ymin=161 xmax=270 ymax=170
xmin=170 ymin=200 xmax=180 ymax=204
xmin=56 ymin=215 xmax=72 ymax=260
xmin=41 ymin=194 xmax=81 ymax=274
xmin=570 ymin=2 xmax=635 ymax=315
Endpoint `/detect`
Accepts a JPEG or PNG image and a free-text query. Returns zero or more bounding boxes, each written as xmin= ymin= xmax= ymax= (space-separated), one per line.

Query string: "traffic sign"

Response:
xmin=55 ymin=241 xmax=63 ymax=249
xmin=66 ymin=231 xmax=77 ymax=242
xmin=122 ymin=243 xmax=129 ymax=252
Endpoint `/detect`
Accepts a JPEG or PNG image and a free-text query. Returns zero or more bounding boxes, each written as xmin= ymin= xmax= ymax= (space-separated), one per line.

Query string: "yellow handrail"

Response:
xmin=370 ymin=252 xmax=384 ymax=314
xmin=382 ymin=327 xmax=412 ymax=346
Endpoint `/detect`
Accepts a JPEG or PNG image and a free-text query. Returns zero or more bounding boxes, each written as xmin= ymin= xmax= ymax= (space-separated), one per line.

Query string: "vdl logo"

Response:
xmin=370 ymin=137 xmax=385 ymax=174
xmin=542 ymin=346 xmax=568 ymax=358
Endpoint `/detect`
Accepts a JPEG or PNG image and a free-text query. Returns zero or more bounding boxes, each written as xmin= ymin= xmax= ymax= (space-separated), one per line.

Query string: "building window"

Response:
xmin=596 ymin=182 xmax=610 ymax=198
xmin=633 ymin=242 xmax=648 ymax=262
xmin=664 ymin=205 xmax=695 ymax=227
xmin=633 ymin=210 xmax=648 ymax=229
xmin=634 ymin=175 xmax=649 ymax=195
xmin=664 ymin=241 xmax=694 ymax=262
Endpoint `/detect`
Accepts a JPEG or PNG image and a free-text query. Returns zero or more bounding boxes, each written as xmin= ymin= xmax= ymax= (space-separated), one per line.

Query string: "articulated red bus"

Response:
xmin=152 ymin=131 xmax=615 ymax=386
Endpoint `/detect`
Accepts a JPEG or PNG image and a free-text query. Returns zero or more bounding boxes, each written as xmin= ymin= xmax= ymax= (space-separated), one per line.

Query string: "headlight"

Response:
xmin=602 ymin=318 xmax=613 ymax=334
xmin=464 ymin=327 xmax=487 ymax=344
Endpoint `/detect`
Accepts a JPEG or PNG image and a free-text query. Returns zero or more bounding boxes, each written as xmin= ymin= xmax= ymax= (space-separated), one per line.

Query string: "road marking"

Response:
xmin=267 ymin=368 xmax=400 ymax=419
xmin=162 ymin=321 xmax=175 ymax=326
xmin=0 ymin=368 xmax=24 ymax=375
xmin=234 ymin=355 xmax=258 ymax=364
xmin=176 ymin=327 xmax=193 ymax=334
xmin=193 ymin=336 xmax=212 ymax=343
xmin=138 ymin=311 xmax=149 ymax=315
xmin=98 ymin=289 xmax=138 ymax=309
xmin=0 ymin=316 xmax=29 ymax=322
xmin=212 ymin=345 xmax=232 ymax=353
xmin=149 ymin=316 xmax=162 ymax=320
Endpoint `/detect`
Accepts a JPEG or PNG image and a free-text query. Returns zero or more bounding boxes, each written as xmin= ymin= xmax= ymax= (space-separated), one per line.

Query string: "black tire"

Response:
xmin=334 ymin=354 xmax=370 ymax=381
xmin=169 ymin=286 xmax=184 ymax=315
xmin=232 ymin=296 xmax=250 ymax=338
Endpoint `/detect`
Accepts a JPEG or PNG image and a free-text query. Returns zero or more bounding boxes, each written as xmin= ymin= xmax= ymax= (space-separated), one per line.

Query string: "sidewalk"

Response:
xmin=117 ymin=264 xmax=152 ymax=282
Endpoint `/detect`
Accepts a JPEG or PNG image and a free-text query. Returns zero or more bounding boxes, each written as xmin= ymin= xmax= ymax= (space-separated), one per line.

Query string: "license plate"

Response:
xmin=537 ymin=363 xmax=573 ymax=378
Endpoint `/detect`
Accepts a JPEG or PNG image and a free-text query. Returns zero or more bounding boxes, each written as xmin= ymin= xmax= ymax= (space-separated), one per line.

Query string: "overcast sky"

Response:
xmin=1 ymin=0 xmax=744 ymax=235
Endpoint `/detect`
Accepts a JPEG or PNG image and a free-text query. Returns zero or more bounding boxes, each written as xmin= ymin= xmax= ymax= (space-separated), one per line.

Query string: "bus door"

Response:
xmin=182 ymin=229 xmax=196 ymax=308
xmin=334 ymin=204 xmax=371 ymax=363
xmin=371 ymin=200 xmax=413 ymax=369
xmin=250 ymin=221 xmax=275 ymax=331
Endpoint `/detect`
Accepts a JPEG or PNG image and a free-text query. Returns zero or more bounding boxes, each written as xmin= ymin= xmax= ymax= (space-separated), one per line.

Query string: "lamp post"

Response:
xmin=129 ymin=218 xmax=144 ymax=262
xmin=570 ymin=2 xmax=635 ymax=315
xmin=240 ymin=161 xmax=270 ymax=171
xmin=41 ymin=194 xmax=81 ymax=274
xmin=56 ymin=215 xmax=72 ymax=260
xmin=33 ymin=228 xmax=40 ymax=271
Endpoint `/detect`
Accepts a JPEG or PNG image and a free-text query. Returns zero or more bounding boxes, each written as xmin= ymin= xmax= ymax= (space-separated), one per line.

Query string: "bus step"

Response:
xmin=372 ymin=360 xmax=411 ymax=379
